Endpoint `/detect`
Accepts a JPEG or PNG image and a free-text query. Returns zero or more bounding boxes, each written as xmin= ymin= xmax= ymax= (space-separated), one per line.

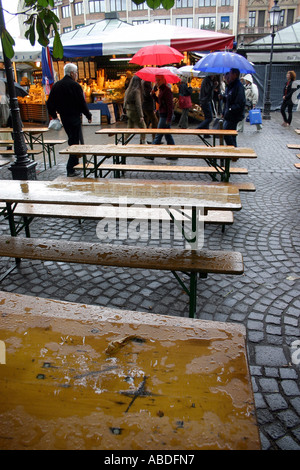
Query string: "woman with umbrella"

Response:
xmin=222 ymin=68 xmax=246 ymax=147
xmin=123 ymin=75 xmax=147 ymax=144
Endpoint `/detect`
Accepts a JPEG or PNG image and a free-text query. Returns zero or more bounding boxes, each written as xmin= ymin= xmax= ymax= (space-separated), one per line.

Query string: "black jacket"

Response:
xmin=199 ymin=76 xmax=214 ymax=105
xmin=223 ymin=78 xmax=245 ymax=123
xmin=47 ymin=75 xmax=92 ymax=122
xmin=282 ymin=80 xmax=294 ymax=103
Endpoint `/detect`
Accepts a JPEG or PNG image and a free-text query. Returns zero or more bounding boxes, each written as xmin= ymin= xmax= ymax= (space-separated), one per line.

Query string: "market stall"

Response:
xmin=48 ymin=21 xmax=234 ymax=123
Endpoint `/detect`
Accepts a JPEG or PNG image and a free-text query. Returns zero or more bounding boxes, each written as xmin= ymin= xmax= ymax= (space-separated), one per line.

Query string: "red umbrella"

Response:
xmin=135 ymin=67 xmax=181 ymax=84
xmin=130 ymin=44 xmax=184 ymax=66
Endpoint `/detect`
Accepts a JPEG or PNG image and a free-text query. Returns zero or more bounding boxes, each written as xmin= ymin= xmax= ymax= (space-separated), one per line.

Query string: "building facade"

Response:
xmin=18 ymin=0 xmax=300 ymax=47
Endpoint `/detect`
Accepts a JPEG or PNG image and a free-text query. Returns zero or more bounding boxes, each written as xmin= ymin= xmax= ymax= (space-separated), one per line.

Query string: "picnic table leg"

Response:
xmin=83 ymin=155 xmax=87 ymax=178
xmin=189 ymin=272 xmax=197 ymax=318
xmin=223 ymin=159 xmax=231 ymax=182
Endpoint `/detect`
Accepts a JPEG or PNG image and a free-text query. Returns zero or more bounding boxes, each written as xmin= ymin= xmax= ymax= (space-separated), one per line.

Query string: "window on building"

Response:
xmin=287 ymin=9 xmax=294 ymax=26
xmin=221 ymin=0 xmax=230 ymax=5
xmin=176 ymin=0 xmax=193 ymax=7
xmin=176 ymin=17 xmax=193 ymax=28
xmin=257 ymin=10 xmax=265 ymax=28
xmin=63 ymin=26 xmax=72 ymax=33
xmin=132 ymin=20 xmax=149 ymax=24
xmin=154 ymin=19 xmax=171 ymax=24
xmin=75 ymin=24 xmax=85 ymax=29
xmin=74 ymin=2 xmax=83 ymax=15
xmin=89 ymin=0 xmax=105 ymax=13
xmin=132 ymin=1 xmax=147 ymax=10
xmin=199 ymin=0 xmax=216 ymax=7
xmin=248 ymin=11 xmax=256 ymax=27
xmin=109 ymin=0 xmax=127 ymax=11
xmin=199 ymin=17 xmax=215 ymax=30
xmin=61 ymin=5 xmax=70 ymax=18
xmin=220 ymin=16 xmax=229 ymax=29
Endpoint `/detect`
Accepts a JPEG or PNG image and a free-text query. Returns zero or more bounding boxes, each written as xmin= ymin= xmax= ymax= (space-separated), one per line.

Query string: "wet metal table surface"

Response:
xmin=0 ymin=179 xmax=242 ymax=211
xmin=0 ymin=292 xmax=260 ymax=450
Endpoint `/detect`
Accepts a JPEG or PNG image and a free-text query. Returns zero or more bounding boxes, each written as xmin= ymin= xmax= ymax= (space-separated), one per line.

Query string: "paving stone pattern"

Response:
xmin=0 ymin=111 xmax=299 ymax=450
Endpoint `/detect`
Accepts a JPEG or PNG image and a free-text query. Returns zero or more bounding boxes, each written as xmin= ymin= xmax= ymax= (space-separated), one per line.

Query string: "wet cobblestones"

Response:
xmin=0 ymin=111 xmax=299 ymax=449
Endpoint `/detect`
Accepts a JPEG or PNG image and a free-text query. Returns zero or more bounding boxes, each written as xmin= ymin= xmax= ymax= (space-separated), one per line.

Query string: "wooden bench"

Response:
xmin=74 ymin=162 xmax=249 ymax=177
xmin=0 ymin=235 xmax=244 ymax=318
xmin=296 ymin=154 xmax=300 ymax=159
xmin=0 ymin=203 xmax=234 ymax=239
xmin=0 ymin=149 xmax=42 ymax=157
xmin=0 ymin=291 xmax=260 ymax=450
xmin=295 ymin=163 xmax=300 ymax=169
xmin=0 ymin=139 xmax=13 ymax=145
xmin=53 ymin=176 xmax=256 ymax=193
xmin=287 ymin=144 xmax=300 ymax=149
xmin=0 ymin=160 xmax=10 ymax=168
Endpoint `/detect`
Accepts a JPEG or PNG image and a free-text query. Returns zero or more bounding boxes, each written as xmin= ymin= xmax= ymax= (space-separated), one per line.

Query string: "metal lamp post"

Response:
xmin=262 ymin=0 xmax=282 ymax=120
xmin=0 ymin=0 xmax=37 ymax=179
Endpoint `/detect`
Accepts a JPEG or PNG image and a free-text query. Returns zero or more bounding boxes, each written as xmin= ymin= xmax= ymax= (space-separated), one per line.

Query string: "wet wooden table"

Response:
xmin=0 ymin=179 xmax=241 ymax=246
xmin=0 ymin=291 xmax=260 ymax=450
xmin=95 ymin=127 xmax=238 ymax=147
xmin=59 ymin=144 xmax=257 ymax=181
xmin=0 ymin=127 xmax=49 ymax=169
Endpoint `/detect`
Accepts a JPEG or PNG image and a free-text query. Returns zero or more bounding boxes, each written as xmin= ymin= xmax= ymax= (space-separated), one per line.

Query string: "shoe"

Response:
xmin=147 ymin=141 xmax=153 ymax=145
xmin=67 ymin=170 xmax=80 ymax=177
xmin=144 ymin=155 xmax=154 ymax=160
xmin=166 ymin=157 xmax=178 ymax=160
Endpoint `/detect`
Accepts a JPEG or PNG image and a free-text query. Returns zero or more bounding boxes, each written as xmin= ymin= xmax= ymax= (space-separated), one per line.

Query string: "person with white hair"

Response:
xmin=237 ymin=74 xmax=262 ymax=132
xmin=47 ymin=63 xmax=92 ymax=176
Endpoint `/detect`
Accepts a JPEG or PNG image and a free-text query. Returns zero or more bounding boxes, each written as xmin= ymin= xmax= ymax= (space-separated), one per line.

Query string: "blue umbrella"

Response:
xmin=193 ymin=51 xmax=256 ymax=74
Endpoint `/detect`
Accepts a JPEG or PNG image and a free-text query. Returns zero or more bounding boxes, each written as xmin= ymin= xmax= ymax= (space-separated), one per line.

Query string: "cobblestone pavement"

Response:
xmin=0 ymin=110 xmax=299 ymax=450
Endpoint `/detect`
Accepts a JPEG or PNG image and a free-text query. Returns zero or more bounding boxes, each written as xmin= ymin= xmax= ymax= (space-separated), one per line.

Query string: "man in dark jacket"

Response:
xmin=197 ymin=75 xmax=214 ymax=130
xmin=222 ymin=68 xmax=245 ymax=147
xmin=47 ymin=63 xmax=92 ymax=176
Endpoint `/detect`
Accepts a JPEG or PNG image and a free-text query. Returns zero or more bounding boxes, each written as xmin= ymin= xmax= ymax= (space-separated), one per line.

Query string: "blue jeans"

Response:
xmin=153 ymin=115 xmax=175 ymax=145
xmin=223 ymin=120 xmax=238 ymax=147
xmin=197 ymin=102 xmax=213 ymax=129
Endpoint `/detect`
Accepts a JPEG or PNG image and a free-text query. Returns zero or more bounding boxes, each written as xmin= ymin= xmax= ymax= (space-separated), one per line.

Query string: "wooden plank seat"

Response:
xmin=0 ymin=149 xmax=42 ymax=156
xmin=287 ymin=144 xmax=300 ymax=149
xmin=75 ymin=162 xmax=249 ymax=175
xmin=0 ymin=235 xmax=244 ymax=318
xmin=295 ymin=163 xmax=300 ymax=169
xmin=0 ymin=139 xmax=13 ymax=145
xmin=296 ymin=154 xmax=300 ymax=159
xmin=53 ymin=176 xmax=256 ymax=192
xmin=0 ymin=291 xmax=260 ymax=450
xmin=6 ymin=202 xmax=234 ymax=226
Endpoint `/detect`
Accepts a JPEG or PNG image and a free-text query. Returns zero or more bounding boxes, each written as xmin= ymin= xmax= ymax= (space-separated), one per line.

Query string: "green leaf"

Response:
xmin=37 ymin=0 xmax=49 ymax=6
xmin=36 ymin=16 xmax=49 ymax=47
xmin=161 ymin=0 xmax=175 ymax=9
xmin=52 ymin=32 xmax=64 ymax=59
xmin=1 ymin=30 xmax=15 ymax=59
xmin=146 ymin=0 xmax=162 ymax=9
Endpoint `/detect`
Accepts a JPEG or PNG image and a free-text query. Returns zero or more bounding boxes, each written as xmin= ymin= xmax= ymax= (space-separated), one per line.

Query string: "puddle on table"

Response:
xmin=0 ymin=314 xmax=259 ymax=450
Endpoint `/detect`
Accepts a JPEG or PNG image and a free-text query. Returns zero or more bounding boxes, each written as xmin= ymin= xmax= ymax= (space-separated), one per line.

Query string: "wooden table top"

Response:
xmin=60 ymin=144 xmax=257 ymax=159
xmin=0 ymin=127 xmax=49 ymax=134
xmin=0 ymin=291 xmax=260 ymax=450
xmin=0 ymin=179 xmax=242 ymax=210
xmin=96 ymin=128 xmax=238 ymax=136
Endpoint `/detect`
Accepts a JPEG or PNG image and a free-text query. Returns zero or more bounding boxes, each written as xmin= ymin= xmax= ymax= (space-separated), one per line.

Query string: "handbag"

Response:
xmin=249 ymin=108 xmax=262 ymax=125
xmin=48 ymin=118 xmax=63 ymax=131
xmin=179 ymin=95 xmax=192 ymax=109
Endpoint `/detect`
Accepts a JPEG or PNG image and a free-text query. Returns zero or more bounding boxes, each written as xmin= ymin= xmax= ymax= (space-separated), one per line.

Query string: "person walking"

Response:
xmin=123 ymin=75 xmax=147 ymax=144
xmin=148 ymin=75 xmax=175 ymax=158
xmin=281 ymin=70 xmax=296 ymax=127
xmin=222 ymin=68 xmax=246 ymax=147
xmin=47 ymin=63 xmax=92 ymax=177
xmin=197 ymin=75 xmax=214 ymax=130
xmin=237 ymin=74 xmax=262 ymax=132
xmin=178 ymin=77 xmax=192 ymax=129
xmin=142 ymin=80 xmax=158 ymax=142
